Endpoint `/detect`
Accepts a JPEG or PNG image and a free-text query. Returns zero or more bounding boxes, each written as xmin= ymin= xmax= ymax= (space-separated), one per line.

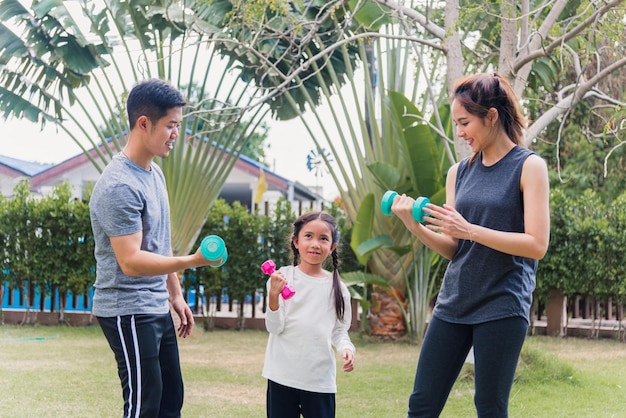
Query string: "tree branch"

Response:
xmin=525 ymin=56 xmax=626 ymax=145
xmin=371 ymin=0 xmax=446 ymax=39
xmin=512 ymin=0 xmax=568 ymax=95
xmin=513 ymin=0 xmax=623 ymax=74
xmin=216 ymin=31 xmax=444 ymax=111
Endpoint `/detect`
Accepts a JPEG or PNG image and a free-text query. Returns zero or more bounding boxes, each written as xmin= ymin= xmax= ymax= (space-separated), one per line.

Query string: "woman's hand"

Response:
xmin=423 ymin=203 xmax=473 ymax=242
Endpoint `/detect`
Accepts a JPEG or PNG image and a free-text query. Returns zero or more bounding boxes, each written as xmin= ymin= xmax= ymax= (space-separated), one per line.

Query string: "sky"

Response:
xmin=1 ymin=1 xmax=350 ymax=201
xmin=0 ymin=114 xmax=340 ymax=200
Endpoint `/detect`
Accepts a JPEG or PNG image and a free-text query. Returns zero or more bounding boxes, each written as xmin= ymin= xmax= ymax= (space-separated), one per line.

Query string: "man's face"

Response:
xmin=145 ymin=107 xmax=183 ymax=159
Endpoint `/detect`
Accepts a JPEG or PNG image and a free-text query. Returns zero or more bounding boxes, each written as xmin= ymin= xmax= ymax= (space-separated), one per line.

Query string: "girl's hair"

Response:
xmin=452 ymin=73 xmax=526 ymax=164
xmin=290 ymin=211 xmax=345 ymax=320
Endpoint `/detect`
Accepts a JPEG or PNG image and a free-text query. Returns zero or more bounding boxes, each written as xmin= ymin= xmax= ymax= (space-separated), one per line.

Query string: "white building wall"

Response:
xmin=36 ymin=163 xmax=102 ymax=200
xmin=0 ymin=175 xmax=24 ymax=198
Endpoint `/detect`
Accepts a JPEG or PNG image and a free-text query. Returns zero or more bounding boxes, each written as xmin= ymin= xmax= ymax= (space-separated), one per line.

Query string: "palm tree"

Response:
xmin=286 ymin=36 xmax=450 ymax=341
xmin=173 ymin=0 xmax=452 ymax=341
xmin=202 ymin=0 xmax=626 ymax=342
xmin=0 ymin=0 xmax=271 ymax=255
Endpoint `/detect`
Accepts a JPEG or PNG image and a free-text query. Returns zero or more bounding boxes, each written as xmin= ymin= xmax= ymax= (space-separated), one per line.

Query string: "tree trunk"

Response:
xmin=202 ymin=290 xmax=216 ymax=331
xmin=546 ymin=287 xmax=567 ymax=337
xmin=368 ymin=287 xmax=406 ymax=340
xmin=59 ymin=292 xmax=67 ymax=325
xmin=443 ymin=0 xmax=471 ymax=161
xmin=237 ymin=302 xmax=245 ymax=331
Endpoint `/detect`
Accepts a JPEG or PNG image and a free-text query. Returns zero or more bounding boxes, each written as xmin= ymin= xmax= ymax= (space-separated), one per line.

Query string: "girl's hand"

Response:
xmin=342 ymin=349 xmax=355 ymax=372
xmin=268 ymin=271 xmax=288 ymax=297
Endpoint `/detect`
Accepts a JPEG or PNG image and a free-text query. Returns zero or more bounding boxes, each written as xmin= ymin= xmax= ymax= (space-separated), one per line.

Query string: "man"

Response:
xmin=89 ymin=79 xmax=220 ymax=417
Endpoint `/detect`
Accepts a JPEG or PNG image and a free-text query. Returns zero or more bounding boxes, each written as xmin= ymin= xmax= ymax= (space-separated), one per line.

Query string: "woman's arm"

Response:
xmin=391 ymin=163 xmax=461 ymax=260
xmin=424 ymin=155 xmax=550 ymax=259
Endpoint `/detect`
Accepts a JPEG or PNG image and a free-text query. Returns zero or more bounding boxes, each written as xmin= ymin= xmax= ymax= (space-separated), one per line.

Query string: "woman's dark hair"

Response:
xmin=126 ymin=79 xmax=187 ymax=129
xmin=290 ymin=211 xmax=345 ymax=320
xmin=452 ymin=73 xmax=526 ymax=163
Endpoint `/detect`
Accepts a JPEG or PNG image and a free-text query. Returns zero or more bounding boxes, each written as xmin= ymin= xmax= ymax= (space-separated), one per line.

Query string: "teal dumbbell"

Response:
xmin=200 ymin=235 xmax=228 ymax=267
xmin=381 ymin=190 xmax=430 ymax=223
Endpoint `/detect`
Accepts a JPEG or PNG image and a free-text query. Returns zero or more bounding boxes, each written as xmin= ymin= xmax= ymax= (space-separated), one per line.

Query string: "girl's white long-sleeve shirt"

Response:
xmin=262 ymin=265 xmax=355 ymax=393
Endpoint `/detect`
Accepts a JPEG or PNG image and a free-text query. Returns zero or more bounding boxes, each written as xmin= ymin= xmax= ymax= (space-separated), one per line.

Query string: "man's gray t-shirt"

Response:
xmin=89 ymin=154 xmax=171 ymax=317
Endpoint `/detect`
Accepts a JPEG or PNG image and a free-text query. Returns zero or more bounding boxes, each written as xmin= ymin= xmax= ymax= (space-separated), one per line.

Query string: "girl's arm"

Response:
xmin=267 ymin=270 xmax=287 ymax=311
xmin=264 ymin=274 xmax=287 ymax=334
xmin=331 ymin=284 xmax=356 ymax=372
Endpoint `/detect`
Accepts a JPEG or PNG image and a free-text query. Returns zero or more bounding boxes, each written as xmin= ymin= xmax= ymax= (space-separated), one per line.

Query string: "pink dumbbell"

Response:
xmin=261 ymin=259 xmax=296 ymax=299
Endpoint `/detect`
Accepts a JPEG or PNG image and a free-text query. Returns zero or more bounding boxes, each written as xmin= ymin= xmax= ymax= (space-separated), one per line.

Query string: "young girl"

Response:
xmin=262 ymin=211 xmax=356 ymax=418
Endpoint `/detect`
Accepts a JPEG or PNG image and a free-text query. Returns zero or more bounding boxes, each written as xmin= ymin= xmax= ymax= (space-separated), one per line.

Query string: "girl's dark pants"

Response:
xmin=407 ymin=316 xmax=528 ymax=418
xmin=98 ymin=313 xmax=184 ymax=418
xmin=267 ymin=379 xmax=335 ymax=418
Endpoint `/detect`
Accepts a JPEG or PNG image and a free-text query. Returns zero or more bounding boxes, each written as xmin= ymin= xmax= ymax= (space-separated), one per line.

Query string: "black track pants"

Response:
xmin=98 ymin=313 xmax=184 ymax=418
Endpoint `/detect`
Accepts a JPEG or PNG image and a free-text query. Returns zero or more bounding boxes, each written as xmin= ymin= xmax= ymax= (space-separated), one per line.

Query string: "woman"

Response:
xmin=392 ymin=73 xmax=550 ymax=417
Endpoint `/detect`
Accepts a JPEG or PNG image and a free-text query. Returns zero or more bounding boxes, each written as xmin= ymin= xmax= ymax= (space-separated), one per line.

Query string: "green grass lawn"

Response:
xmin=1 ymin=324 xmax=626 ymax=417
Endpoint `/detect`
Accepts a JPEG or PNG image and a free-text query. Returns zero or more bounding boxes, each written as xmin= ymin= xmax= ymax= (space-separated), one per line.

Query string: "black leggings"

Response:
xmin=266 ymin=380 xmax=335 ymax=418
xmin=98 ymin=313 xmax=184 ymax=418
xmin=407 ymin=316 xmax=528 ymax=418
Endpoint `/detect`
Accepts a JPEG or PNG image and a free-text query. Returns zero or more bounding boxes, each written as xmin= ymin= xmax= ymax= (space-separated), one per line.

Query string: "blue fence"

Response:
xmin=1 ymin=281 xmax=258 ymax=315
xmin=2 ymin=282 xmax=94 ymax=312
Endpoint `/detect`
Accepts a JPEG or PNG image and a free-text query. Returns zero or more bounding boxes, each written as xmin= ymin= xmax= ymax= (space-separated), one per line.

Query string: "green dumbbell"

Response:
xmin=200 ymin=235 xmax=228 ymax=267
xmin=381 ymin=190 xmax=430 ymax=223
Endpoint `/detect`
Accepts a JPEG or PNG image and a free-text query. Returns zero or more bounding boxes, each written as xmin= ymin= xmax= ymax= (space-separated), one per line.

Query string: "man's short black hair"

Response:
xmin=126 ymin=79 xmax=187 ymax=129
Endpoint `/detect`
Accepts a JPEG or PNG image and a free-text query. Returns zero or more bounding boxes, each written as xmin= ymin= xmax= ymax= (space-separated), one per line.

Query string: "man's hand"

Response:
xmin=171 ymin=294 xmax=194 ymax=338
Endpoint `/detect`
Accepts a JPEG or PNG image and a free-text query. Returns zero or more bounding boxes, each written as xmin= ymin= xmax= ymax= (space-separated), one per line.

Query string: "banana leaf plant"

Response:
xmin=0 ymin=0 xmax=273 ymax=255
xmin=343 ymin=228 xmax=445 ymax=341
xmin=339 ymin=90 xmax=450 ymax=341
xmin=279 ymin=23 xmax=453 ymax=339
xmin=191 ymin=0 xmax=455 ymax=340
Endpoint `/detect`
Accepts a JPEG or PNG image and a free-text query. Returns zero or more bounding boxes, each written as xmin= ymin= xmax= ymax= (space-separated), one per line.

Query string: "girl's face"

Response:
xmin=293 ymin=219 xmax=337 ymax=269
xmin=451 ymin=99 xmax=495 ymax=153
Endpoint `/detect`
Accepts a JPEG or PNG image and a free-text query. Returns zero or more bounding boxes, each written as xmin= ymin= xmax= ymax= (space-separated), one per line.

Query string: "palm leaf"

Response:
xmin=0 ymin=0 xmax=272 ymax=256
